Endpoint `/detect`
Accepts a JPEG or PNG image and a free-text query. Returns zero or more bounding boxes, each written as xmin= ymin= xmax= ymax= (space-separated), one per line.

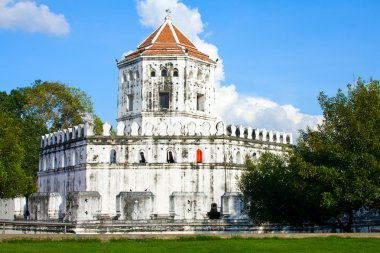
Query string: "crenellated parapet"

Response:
xmin=40 ymin=122 xmax=94 ymax=148
xmin=225 ymin=124 xmax=292 ymax=144
xmin=41 ymin=120 xmax=292 ymax=148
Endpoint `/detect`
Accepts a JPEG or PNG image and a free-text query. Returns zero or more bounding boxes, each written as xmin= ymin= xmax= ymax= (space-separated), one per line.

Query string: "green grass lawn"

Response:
xmin=1 ymin=236 xmax=379 ymax=253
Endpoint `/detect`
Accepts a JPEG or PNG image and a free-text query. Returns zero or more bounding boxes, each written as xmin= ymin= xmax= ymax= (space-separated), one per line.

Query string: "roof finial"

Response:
xmin=165 ymin=9 xmax=171 ymax=21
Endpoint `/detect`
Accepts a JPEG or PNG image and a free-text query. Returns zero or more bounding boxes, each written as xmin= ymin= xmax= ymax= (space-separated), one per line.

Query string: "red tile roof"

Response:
xmin=122 ymin=16 xmax=215 ymax=63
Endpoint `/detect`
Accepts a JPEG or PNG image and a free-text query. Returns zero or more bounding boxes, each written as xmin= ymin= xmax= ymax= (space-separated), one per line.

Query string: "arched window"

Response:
xmin=135 ymin=70 xmax=140 ymax=79
xmin=122 ymin=73 xmax=127 ymax=82
xmin=71 ymin=151 xmax=76 ymax=166
xmin=161 ymin=69 xmax=168 ymax=77
xmin=54 ymin=157 xmax=57 ymax=169
xmin=196 ymin=149 xmax=203 ymax=163
xmin=167 ymin=150 xmax=175 ymax=163
xmin=197 ymin=94 xmax=205 ymax=111
xmin=197 ymin=70 xmax=202 ymax=80
xmin=42 ymin=158 xmax=46 ymax=171
xmin=110 ymin=149 xmax=117 ymax=163
xmin=188 ymin=71 xmax=193 ymax=79
xmin=151 ymin=70 xmax=156 ymax=77
xmin=62 ymin=153 xmax=66 ymax=168
xmin=173 ymin=68 xmax=179 ymax=77
xmin=139 ymin=151 xmax=146 ymax=163
xmin=75 ymin=150 xmax=80 ymax=165
xmin=128 ymin=71 xmax=133 ymax=81
xmin=236 ymin=151 xmax=242 ymax=164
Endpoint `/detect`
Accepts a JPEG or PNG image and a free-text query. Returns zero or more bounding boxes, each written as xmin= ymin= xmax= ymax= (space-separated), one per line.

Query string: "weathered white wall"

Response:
xmin=38 ymin=125 xmax=289 ymax=220
xmin=28 ymin=192 xmax=62 ymax=221
xmin=0 ymin=198 xmax=26 ymax=220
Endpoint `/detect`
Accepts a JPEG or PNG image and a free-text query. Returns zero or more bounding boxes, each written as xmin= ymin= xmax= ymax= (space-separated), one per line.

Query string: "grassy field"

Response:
xmin=1 ymin=236 xmax=380 ymax=253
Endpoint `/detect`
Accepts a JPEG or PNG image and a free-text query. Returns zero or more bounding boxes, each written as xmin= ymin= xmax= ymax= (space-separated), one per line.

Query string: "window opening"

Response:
xmin=139 ymin=152 xmax=146 ymax=163
xmin=196 ymin=149 xmax=203 ymax=163
xmin=151 ymin=71 xmax=156 ymax=77
xmin=161 ymin=69 xmax=167 ymax=77
xmin=128 ymin=71 xmax=133 ymax=81
xmin=159 ymin=92 xmax=169 ymax=109
xmin=110 ymin=149 xmax=117 ymax=163
xmin=197 ymin=94 xmax=205 ymax=111
xmin=236 ymin=151 xmax=242 ymax=164
xmin=173 ymin=69 xmax=179 ymax=77
xmin=197 ymin=70 xmax=202 ymax=80
xmin=127 ymin=95 xmax=133 ymax=111
xmin=167 ymin=151 xmax=175 ymax=163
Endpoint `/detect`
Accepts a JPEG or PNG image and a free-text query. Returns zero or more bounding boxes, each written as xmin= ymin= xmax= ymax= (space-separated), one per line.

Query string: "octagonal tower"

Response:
xmin=116 ymin=14 xmax=217 ymax=135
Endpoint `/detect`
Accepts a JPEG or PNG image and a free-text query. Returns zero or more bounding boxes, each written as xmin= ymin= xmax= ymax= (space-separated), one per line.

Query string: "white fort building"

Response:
xmin=1 ymin=15 xmax=292 ymax=229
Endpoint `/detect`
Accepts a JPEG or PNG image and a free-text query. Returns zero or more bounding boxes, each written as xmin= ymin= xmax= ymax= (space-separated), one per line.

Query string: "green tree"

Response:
xmin=0 ymin=111 xmax=34 ymax=197
xmin=239 ymin=79 xmax=380 ymax=232
xmin=0 ymin=81 xmax=103 ymax=197
xmin=23 ymin=80 xmax=95 ymax=130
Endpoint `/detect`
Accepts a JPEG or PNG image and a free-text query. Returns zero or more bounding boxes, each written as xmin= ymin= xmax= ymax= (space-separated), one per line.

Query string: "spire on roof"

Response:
xmin=121 ymin=12 xmax=215 ymax=63
xmin=165 ymin=9 xmax=171 ymax=21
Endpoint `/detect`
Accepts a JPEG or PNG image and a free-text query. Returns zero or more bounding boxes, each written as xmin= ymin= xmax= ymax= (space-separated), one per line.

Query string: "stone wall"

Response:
xmin=0 ymin=198 xmax=26 ymax=220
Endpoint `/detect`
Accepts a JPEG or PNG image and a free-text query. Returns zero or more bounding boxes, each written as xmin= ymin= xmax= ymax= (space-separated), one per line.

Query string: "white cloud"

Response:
xmin=215 ymin=83 xmax=323 ymax=138
xmin=136 ymin=0 xmax=322 ymax=139
xmin=0 ymin=0 xmax=69 ymax=36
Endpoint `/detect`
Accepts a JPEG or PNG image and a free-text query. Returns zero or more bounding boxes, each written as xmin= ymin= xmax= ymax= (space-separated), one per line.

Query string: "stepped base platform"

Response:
xmin=1 ymin=219 xmax=380 ymax=234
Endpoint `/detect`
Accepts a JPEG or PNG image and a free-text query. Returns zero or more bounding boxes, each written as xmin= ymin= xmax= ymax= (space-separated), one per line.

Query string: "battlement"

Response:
xmin=40 ymin=121 xmax=292 ymax=148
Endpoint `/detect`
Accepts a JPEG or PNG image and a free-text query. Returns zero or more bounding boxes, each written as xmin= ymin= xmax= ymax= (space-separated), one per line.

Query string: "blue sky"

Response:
xmin=1 ymin=0 xmax=379 ymax=137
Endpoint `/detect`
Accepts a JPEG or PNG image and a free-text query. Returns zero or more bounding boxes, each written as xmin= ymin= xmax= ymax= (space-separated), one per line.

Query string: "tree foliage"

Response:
xmin=0 ymin=81 xmax=103 ymax=197
xmin=0 ymin=111 xmax=34 ymax=197
xmin=239 ymin=79 xmax=380 ymax=232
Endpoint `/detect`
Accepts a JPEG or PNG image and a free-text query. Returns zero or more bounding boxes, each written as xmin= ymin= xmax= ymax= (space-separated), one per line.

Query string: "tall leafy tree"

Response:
xmin=0 ymin=111 xmax=34 ymax=197
xmin=239 ymin=79 xmax=380 ymax=232
xmin=24 ymin=80 xmax=95 ymax=130
xmin=0 ymin=81 xmax=103 ymax=197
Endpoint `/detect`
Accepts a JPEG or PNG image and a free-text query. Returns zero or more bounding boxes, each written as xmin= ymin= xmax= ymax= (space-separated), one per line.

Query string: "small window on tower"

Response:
xmin=167 ymin=151 xmax=175 ymax=163
xmin=173 ymin=69 xmax=179 ymax=77
xmin=197 ymin=94 xmax=205 ymax=111
xmin=161 ymin=69 xmax=168 ymax=77
xmin=205 ymin=74 xmax=209 ymax=82
xmin=159 ymin=92 xmax=169 ymax=109
xmin=110 ymin=150 xmax=117 ymax=164
xmin=128 ymin=71 xmax=133 ymax=81
xmin=197 ymin=70 xmax=202 ymax=80
xmin=151 ymin=71 xmax=156 ymax=77
xmin=139 ymin=152 xmax=146 ymax=163
xmin=127 ymin=95 xmax=133 ymax=111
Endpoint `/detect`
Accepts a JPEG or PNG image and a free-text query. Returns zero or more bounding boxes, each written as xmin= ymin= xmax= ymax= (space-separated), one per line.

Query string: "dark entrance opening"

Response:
xmin=207 ymin=203 xmax=221 ymax=219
